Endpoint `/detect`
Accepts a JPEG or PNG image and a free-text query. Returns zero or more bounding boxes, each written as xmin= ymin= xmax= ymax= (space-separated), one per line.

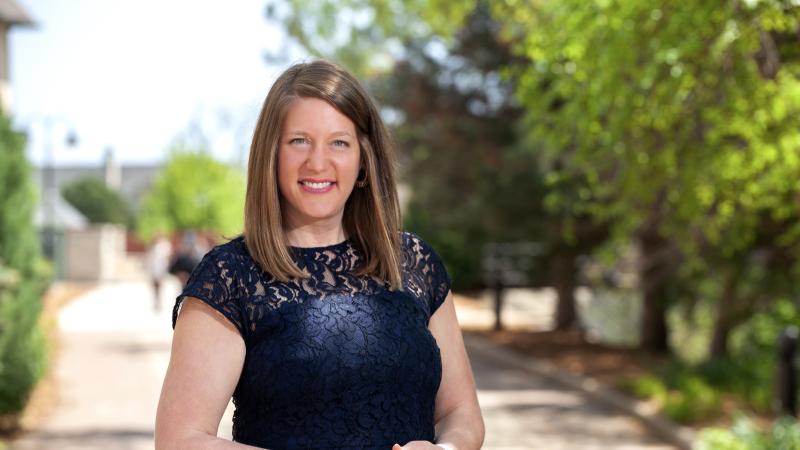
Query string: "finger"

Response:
xmin=392 ymin=444 xmax=403 ymax=450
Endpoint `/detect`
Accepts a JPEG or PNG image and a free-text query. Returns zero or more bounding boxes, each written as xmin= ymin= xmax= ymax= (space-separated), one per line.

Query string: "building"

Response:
xmin=0 ymin=0 xmax=33 ymax=112
xmin=32 ymin=148 xmax=162 ymax=218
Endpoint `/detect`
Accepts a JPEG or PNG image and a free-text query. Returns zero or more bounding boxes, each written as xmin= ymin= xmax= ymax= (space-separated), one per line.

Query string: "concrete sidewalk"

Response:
xmin=11 ymin=279 xmax=678 ymax=449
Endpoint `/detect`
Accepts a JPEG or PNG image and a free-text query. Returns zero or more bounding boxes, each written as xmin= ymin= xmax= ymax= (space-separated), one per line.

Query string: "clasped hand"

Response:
xmin=392 ymin=442 xmax=441 ymax=450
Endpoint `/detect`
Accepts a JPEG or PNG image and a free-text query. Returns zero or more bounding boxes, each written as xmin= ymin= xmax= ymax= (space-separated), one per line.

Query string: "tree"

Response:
xmin=266 ymin=0 xmax=616 ymax=330
xmin=62 ymin=177 xmax=131 ymax=225
xmin=491 ymin=0 xmax=800 ymax=353
xmin=0 ymin=113 xmax=48 ymax=423
xmin=136 ymin=148 xmax=246 ymax=242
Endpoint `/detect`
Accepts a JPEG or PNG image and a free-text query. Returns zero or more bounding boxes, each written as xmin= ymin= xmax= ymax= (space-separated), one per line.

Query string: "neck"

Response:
xmin=283 ymin=218 xmax=348 ymax=248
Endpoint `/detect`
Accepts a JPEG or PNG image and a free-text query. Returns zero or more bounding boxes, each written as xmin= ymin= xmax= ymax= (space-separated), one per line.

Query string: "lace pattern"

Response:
xmin=172 ymin=231 xmax=452 ymax=449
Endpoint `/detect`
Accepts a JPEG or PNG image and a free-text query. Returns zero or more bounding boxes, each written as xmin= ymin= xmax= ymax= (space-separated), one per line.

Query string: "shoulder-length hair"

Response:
xmin=244 ymin=59 xmax=403 ymax=290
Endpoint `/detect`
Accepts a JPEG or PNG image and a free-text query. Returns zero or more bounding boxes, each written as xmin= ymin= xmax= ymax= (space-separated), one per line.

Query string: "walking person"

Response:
xmin=155 ymin=60 xmax=484 ymax=450
xmin=168 ymin=231 xmax=209 ymax=286
xmin=146 ymin=234 xmax=172 ymax=312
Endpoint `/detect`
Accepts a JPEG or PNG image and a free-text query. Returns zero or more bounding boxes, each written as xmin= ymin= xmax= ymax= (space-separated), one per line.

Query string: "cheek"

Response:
xmin=276 ymin=148 xmax=298 ymax=193
xmin=341 ymin=151 xmax=361 ymax=180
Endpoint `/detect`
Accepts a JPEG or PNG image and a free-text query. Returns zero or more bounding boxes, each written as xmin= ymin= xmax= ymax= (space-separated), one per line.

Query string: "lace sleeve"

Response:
xmin=172 ymin=246 xmax=246 ymax=339
xmin=409 ymin=234 xmax=453 ymax=316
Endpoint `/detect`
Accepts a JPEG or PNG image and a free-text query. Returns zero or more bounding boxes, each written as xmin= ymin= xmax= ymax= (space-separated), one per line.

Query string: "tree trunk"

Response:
xmin=638 ymin=228 xmax=673 ymax=354
xmin=709 ymin=269 xmax=744 ymax=358
xmin=551 ymin=249 xmax=579 ymax=330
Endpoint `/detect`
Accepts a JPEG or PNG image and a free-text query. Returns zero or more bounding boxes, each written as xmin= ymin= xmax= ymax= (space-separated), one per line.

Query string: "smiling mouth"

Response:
xmin=300 ymin=180 xmax=335 ymax=189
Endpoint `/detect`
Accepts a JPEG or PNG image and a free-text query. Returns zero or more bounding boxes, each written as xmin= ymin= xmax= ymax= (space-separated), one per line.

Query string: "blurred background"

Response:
xmin=1 ymin=0 xmax=800 ymax=449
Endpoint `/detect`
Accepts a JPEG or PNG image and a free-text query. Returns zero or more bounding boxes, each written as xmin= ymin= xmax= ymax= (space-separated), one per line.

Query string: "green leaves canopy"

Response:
xmin=492 ymin=0 xmax=800 ymax=256
xmin=136 ymin=150 xmax=245 ymax=241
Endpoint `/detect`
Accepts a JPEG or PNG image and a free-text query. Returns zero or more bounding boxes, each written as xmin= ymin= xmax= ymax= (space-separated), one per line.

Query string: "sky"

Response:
xmin=10 ymin=0 xmax=304 ymax=167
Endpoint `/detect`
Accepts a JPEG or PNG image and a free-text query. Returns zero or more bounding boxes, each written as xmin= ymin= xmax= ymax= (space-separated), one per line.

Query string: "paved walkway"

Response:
xmin=11 ymin=279 xmax=677 ymax=449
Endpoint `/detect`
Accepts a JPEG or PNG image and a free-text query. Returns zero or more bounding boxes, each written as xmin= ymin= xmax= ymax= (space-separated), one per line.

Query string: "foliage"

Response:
xmin=266 ymin=0 xmax=474 ymax=77
xmin=0 ymin=268 xmax=48 ymax=419
xmin=61 ymin=177 xmax=131 ymax=225
xmin=729 ymin=298 xmax=800 ymax=411
xmin=661 ymin=375 xmax=722 ymax=423
xmin=618 ymin=369 xmax=721 ymax=424
xmin=618 ymin=374 xmax=667 ymax=400
xmin=136 ymin=148 xmax=246 ymax=242
xmin=269 ymin=1 xmax=557 ymax=288
xmin=489 ymin=0 xmax=800 ymax=352
xmin=269 ymin=0 xmax=800 ymax=350
xmin=698 ymin=414 xmax=800 ymax=450
xmin=0 ymin=117 xmax=42 ymax=278
xmin=0 ymin=114 xmax=49 ymax=421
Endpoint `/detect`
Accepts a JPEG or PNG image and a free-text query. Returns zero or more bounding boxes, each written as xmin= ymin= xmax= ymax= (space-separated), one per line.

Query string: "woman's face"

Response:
xmin=277 ymin=97 xmax=361 ymax=229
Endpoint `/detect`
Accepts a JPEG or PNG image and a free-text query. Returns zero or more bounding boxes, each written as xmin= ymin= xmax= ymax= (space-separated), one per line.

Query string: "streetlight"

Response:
xmin=31 ymin=116 xmax=79 ymax=260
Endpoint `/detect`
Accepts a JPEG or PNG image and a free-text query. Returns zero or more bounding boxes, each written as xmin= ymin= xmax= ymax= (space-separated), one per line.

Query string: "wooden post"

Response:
xmin=493 ymin=281 xmax=504 ymax=331
xmin=776 ymin=326 xmax=798 ymax=417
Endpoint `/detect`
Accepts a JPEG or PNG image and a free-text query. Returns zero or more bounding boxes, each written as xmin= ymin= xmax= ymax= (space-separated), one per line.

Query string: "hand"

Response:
xmin=392 ymin=442 xmax=440 ymax=450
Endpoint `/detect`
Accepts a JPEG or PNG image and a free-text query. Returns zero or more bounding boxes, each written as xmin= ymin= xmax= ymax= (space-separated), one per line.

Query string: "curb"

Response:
xmin=464 ymin=332 xmax=696 ymax=450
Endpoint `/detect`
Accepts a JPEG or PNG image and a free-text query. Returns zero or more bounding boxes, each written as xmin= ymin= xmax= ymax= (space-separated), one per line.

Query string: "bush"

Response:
xmin=0 ymin=113 xmax=49 ymax=426
xmin=61 ymin=177 xmax=131 ymax=225
xmin=662 ymin=375 xmax=721 ymax=424
xmin=0 ymin=268 xmax=48 ymax=418
xmin=617 ymin=374 xmax=667 ymax=401
xmin=697 ymin=414 xmax=800 ymax=450
xmin=618 ymin=363 xmax=722 ymax=424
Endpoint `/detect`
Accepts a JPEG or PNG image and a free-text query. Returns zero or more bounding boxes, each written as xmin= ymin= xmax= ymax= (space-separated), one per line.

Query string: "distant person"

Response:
xmin=168 ymin=231 xmax=208 ymax=286
xmin=156 ymin=60 xmax=484 ymax=450
xmin=145 ymin=235 xmax=172 ymax=312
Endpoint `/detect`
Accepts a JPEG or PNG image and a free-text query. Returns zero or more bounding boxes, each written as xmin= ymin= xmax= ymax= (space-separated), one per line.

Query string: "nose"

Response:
xmin=304 ymin=142 xmax=327 ymax=172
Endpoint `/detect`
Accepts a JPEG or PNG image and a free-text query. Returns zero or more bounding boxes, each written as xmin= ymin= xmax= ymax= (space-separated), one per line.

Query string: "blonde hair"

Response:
xmin=244 ymin=60 xmax=403 ymax=289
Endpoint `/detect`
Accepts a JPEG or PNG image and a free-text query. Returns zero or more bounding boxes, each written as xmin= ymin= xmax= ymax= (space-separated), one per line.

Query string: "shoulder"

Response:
xmin=204 ymin=235 xmax=249 ymax=261
xmin=399 ymin=231 xmax=453 ymax=315
xmin=400 ymin=230 xmax=430 ymax=253
xmin=399 ymin=230 xmax=448 ymax=278
xmin=400 ymin=231 xmax=441 ymax=262
xmin=193 ymin=235 xmax=254 ymax=277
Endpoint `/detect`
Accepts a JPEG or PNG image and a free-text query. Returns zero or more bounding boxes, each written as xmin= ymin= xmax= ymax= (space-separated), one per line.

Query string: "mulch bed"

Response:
xmin=465 ymin=327 xmax=666 ymax=386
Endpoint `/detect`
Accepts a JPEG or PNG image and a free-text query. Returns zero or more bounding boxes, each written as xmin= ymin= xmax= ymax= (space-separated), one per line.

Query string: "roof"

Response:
xmin=33 ymin=189 xmax=89 ymax=230
xmin=0 ymin=0 xmax=34 ymax=26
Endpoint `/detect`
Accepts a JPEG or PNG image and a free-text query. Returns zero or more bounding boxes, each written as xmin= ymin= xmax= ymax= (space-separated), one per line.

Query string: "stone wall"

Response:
xmin=64 ymin=225 xmax=126 ymax=281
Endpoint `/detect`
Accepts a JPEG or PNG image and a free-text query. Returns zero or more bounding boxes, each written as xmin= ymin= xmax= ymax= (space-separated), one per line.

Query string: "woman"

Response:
xmin=155 ymin=60 xmax=484 ymax=450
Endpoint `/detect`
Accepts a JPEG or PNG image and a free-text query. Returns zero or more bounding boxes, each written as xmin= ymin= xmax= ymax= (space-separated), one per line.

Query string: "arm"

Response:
xmin=155 ymin=297 xmax=261 ymax=450
xmin=429 ymin=291 xmax=485 ymax=450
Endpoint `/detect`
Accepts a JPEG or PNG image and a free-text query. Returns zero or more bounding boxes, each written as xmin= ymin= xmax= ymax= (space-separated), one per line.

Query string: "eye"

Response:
xmin=332 ymin=139 xmax=350 ymax=148
xmin=288 ymin=137 xmax=308 ymax=145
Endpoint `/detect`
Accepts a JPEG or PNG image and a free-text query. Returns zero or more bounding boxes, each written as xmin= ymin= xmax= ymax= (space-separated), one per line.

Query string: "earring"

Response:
xmin=356 ymin=169 xmax=368 ymax=188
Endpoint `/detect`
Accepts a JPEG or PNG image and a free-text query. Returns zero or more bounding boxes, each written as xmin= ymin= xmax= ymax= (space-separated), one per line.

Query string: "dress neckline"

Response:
xmin=288 ymin=238 xmax=352 ymax=252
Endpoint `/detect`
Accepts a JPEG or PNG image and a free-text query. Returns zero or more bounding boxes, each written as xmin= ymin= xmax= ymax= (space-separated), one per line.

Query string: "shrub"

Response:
xmin=662 ymin=375 xmax=721 ymax=424
xmin=617 ymin=374 xmax=667 ymax=401
xmin=697 ymin=414 xmax=800 ymax=450
xmin=618 ymin=363 xmax=722 ymax=424
xmin=61 ymin=177 xmax=131 ymax=225
xmin=0 ymin=268 xmax=48 ymax=417
xmin=0 ymin=113 xmax=50 ymax=427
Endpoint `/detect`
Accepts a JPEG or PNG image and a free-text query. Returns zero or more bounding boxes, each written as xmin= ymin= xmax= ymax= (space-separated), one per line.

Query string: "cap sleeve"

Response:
xmin=407 ymin=233 xmax=453 ymax=317
xmin=172 ymin=246 xmax=246 ymax=339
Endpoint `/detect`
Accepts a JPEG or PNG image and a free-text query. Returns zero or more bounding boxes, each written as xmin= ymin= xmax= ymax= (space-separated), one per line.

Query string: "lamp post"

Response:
xmin=37 ymin=117 xmax=78 ymax=260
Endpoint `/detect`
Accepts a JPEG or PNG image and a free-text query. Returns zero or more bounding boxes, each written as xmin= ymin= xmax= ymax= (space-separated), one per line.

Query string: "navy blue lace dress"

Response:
xmin=172 ymin=231 xmax=452 ymax=450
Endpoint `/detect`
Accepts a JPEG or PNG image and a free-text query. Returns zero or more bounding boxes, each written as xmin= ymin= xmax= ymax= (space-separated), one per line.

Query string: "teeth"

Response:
xmin=302 ymin=181 xmax=332 ymax=189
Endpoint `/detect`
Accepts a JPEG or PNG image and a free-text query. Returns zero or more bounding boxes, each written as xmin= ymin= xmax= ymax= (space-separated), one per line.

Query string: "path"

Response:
xmin=10 ymin=279 xmax=677 ymax=449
